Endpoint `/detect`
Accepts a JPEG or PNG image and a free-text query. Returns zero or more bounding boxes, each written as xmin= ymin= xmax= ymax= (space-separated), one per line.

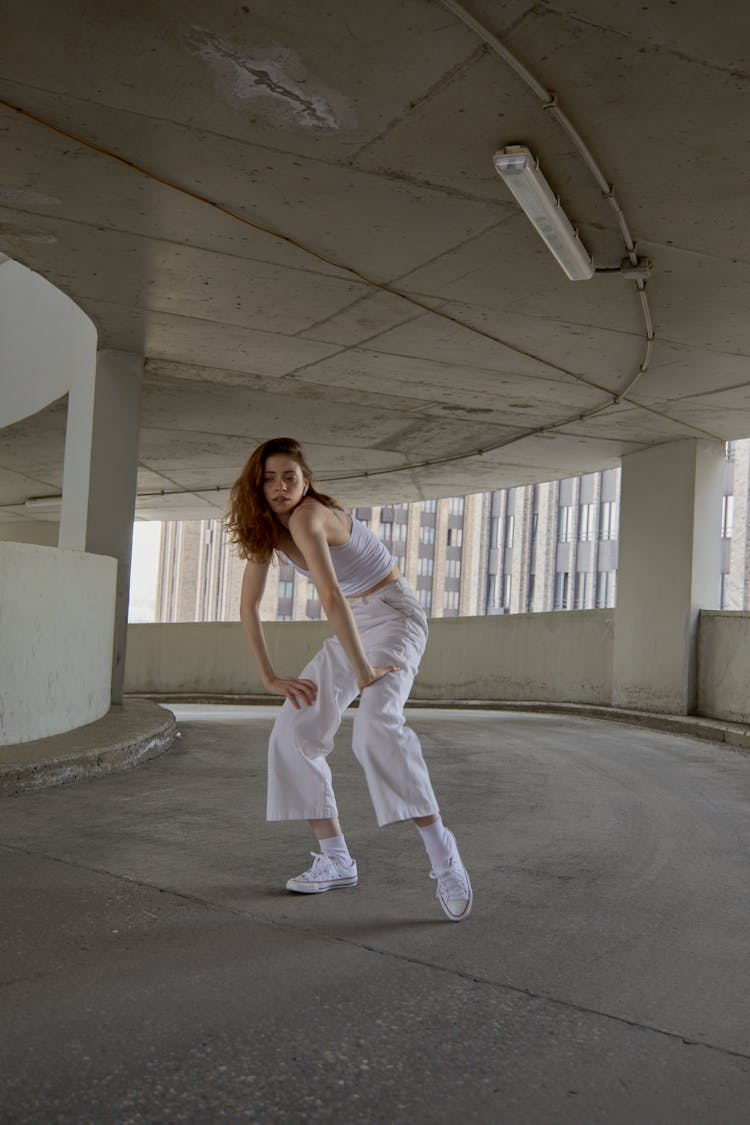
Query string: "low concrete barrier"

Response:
xmin=698 ymin=611 xmax=750 ymax=724
xmin=125 ymin=610 xmax=750 ymax=725
xmin=417 ymin=610 xmax=614 ymax=703
xmin=126 ymin=610 xmax=616 ymax=706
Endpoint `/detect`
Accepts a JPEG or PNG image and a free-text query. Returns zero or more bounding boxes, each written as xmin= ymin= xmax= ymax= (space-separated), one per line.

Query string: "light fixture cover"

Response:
xmin=493 ymin=145 xmax=594 ymax=281
xmin=24 ymin=495 xmax=63 ymax=510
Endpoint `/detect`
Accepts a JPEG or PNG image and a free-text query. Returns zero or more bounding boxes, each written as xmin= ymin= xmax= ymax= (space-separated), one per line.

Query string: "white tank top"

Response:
xmin=284 ymin=514 xmax=395 ymax=597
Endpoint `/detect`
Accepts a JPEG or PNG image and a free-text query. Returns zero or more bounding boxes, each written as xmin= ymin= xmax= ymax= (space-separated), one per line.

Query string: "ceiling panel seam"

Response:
xmin=0 ymin=74 xmax=725 ymax=490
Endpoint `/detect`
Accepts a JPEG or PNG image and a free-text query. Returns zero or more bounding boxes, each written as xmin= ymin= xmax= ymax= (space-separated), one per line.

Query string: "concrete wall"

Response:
xmin=125 ymin=611 xmax=616 ymax=705
xmin=0 ymin=543 xmax=117 ymax=745
xmin=0 ymin=521 xmax=59 ymax=546
xmin=698 ymin=611 xmax=750 ymax=724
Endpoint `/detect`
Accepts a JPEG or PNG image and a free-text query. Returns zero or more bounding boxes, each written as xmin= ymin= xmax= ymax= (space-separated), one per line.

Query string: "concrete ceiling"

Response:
xmin=2 ymin=0 xmax=750 ymax=521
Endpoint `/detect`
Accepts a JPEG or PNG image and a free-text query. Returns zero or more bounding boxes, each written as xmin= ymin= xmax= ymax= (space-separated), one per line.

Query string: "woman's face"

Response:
xmin=262 ymin=453 xmax=308 ymax=521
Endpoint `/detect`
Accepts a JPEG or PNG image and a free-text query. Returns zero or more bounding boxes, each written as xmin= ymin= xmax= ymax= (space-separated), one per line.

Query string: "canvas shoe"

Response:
xmin=286 ymin=851 xmax=358 ymax=894
xmin=430 ymin=831 xmax=473 ymax=921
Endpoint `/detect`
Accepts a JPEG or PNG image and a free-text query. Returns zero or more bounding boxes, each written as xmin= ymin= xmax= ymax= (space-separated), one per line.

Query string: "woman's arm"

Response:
xmin=288 ymin=504 xmax=398 ymax=690
xmin=239 ymin=560 xmax=318 ymax=709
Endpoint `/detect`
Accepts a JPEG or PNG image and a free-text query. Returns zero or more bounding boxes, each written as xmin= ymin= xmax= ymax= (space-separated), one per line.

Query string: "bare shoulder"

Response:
xmin=289 ymin=500 xmax=348 ymax=543
xmin=288 ymin=497 xmax=326 ymax=532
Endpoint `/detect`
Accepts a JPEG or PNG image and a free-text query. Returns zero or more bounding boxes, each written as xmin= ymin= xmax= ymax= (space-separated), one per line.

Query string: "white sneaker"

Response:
xmin=286 ymin=852 xmax=358 ymax=894
xmin=430 ymin=832 xmax=473 ymax=921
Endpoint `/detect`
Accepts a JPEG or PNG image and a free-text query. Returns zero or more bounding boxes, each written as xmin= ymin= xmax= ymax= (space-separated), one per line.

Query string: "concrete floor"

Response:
xmin=2 ymin=704 xmax=750 ymax=1124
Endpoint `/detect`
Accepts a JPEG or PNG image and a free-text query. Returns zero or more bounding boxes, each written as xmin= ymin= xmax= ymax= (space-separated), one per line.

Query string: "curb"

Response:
xmin=0 ymin=700 xmax=177 ymax=797
xmin=128 ymin=694 xmax=750 ymax=755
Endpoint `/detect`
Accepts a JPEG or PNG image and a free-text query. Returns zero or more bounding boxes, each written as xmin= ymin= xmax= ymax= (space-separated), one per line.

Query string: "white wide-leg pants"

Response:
xmin=266 ymin=578 xmax=439 ymax=828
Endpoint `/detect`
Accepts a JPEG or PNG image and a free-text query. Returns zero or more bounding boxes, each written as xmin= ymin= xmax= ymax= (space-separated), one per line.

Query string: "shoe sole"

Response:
xmin=286 ymin=876 xmax=358 ymax=894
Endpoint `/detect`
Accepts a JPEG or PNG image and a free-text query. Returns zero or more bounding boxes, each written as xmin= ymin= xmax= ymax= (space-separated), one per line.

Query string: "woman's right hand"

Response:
xmin=358 ymin=665 xmax=400 ymax=691
xmin=265 ymin=675 xmax=318 ymax=710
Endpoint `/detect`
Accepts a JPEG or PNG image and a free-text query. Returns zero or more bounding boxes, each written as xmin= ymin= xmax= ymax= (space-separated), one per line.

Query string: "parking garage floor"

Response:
xmin=2 ymin=704 xmax=750 ymax=1123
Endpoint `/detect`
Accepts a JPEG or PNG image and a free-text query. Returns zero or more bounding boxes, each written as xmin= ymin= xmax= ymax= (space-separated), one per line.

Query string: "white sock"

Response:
xmin=417 ymin=817 xmax=455 ymax=870
xmin=320 ymin=834 xmax=354 ymax=866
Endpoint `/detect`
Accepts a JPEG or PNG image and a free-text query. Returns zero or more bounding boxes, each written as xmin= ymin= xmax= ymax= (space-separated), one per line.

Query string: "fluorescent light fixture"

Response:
xmin=24 ymin=495 xmax=63 ymax=511
xmin=493 ymin=145 xmax=594 ymax=281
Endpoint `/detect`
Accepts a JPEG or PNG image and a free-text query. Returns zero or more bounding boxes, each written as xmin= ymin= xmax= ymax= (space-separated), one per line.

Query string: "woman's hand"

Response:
xmin=266 ymin=676 xmax=318 ymax=710
xmin=358 ymin=665 xmax=400 ymax=691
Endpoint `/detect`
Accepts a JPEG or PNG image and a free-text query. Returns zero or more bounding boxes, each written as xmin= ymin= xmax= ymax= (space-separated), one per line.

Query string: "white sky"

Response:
xmin=128 ymin=521 xmax=162 ymax=622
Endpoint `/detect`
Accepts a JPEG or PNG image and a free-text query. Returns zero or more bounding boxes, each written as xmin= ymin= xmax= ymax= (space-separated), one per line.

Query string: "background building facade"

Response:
xmin=151 ymin=442 xmax=750 ymax=624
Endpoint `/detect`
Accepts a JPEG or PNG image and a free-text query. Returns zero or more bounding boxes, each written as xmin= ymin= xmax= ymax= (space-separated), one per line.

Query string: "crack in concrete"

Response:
xmin=3 ymin=840 xmax=750 ymax=1066
xmin=187 ymin=28 xmax=339 ymax=130
xmin=246 ymin=67 xmax=329 ymax=128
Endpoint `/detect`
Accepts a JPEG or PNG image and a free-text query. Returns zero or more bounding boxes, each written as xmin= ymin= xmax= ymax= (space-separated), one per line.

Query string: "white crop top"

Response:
xmin=284 ymin=514 xmax=395 ymax=597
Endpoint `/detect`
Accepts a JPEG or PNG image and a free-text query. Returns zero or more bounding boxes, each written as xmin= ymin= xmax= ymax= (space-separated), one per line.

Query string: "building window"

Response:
xmin=278 ymin=580 xmax=294 ymax=599
xmin=445 ymin=590 xmax=460 ymax=610
xmin=558 ymin=506 xmax=573 ymax=543
xmin=726 ymin=441 xmax=736 ymax=462
xmin=505 ymin=515 xmax=515 ymax=549
xmin=553 ymin=572 xmax=570 ymax=610
xmin=447 ymin=527 xmax=463 ymax=547
xmin=600 ymin=501 xmax=618 ymax=541
xmin=417 ymin=556 xmax=434 ymax=577
xmin=306 ymin=582 xmax=318 ymax=601
xmin=531 ymin=512 xmax=539 ymax=544
xmin=489 ymin=516 xmax=499 ymax=550
xmin=394 ymin=555 xmax=406 ymax=571
xmin=445 ymin=558 xmax=462 ymax=578
xmin=486 ymin=572 xmax=498 ymax=608
xmin=596 ymin=570 xmax=617 ymax=608
xmin=420 ymin=525 xmax=435 ymax=544
xmin=448 ymin=497 xmax=465 ymax=515
xmin=720 ymin=573 xmax=730 ymax=608
xmin=722 ymin=495 xmax=734 ymax=539
xmin=578 ymin=503 xmax=595 ymax=542
xmin=392 ymin=521 xmax=407 ymax=542
xmin=422 ymin=499 xmax=437 ymax=513
xmin=574 ymin=571 xmax=590 ymax=609
xmin=380 ymin=521 xmax=393 ymax=542
xmin=418 ymin=588 xmax=432 ymax=610
xmin=501 ymin=574 xmax=511 ymax=609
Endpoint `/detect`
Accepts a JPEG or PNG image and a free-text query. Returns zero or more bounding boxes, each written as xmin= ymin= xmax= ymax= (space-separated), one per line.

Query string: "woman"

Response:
xmin=227 ymin=437 xmax=472 ymax=921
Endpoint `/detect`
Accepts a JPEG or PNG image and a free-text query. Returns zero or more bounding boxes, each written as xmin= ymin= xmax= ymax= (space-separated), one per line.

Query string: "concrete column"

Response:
xmin=728 ymin=440 xmax=750 ymax=609
xmin=459 ymin=493 xmax=480 ymax=614
xmin=612 ymin=438 xmax=723 ymax=714
xmin=59 ymin=349 xmax=144 ymax=702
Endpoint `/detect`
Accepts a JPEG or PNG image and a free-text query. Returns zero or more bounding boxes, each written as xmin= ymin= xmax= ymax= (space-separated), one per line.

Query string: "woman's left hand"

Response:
xmin=358 ymin=665 xmax=400 ymax=691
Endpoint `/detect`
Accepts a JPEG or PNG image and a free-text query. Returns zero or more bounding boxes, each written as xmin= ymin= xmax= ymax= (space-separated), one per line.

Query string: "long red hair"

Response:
xmin=226 ymin=437 xmax=341 ymax=562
